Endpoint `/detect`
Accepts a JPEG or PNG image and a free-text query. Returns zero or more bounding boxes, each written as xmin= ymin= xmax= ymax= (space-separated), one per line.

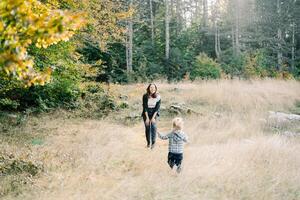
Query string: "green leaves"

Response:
xmin=191 ymin=53 xmax=222 ymax=80
xmin=0 ymin=0 xmax=85 ymax=86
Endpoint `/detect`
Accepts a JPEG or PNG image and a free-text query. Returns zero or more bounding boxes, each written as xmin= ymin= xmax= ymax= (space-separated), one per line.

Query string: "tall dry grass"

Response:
xmin=2 ymin=80 xmax=300 ymax=200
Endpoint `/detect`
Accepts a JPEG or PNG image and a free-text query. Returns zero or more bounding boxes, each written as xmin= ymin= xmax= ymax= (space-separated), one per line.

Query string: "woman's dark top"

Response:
xmin=141 ymin=93 xmax=161 ymax=120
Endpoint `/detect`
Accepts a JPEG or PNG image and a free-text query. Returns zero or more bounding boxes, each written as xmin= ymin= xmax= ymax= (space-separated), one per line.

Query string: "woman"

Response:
xmin=142 ymin=83 xmax=161 ymax=149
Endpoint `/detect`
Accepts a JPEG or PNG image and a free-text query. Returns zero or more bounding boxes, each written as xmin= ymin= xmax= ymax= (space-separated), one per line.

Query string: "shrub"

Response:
xmin=0 ymin=98 xmax=20 ymax=111
xmin=191 ymin=53 xmax=222 ymax=80
xmin=0 ymin=74 xmax=81 ymax=111
xmin=243 ymin=50 xmax=277 ymax=79
xmin=220 ymin=50 xmax=245 ymax=78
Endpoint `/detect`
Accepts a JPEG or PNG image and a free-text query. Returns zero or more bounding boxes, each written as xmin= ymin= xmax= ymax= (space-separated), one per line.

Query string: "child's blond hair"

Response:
xmin=172 ymin=117 xmax=184 ymax=131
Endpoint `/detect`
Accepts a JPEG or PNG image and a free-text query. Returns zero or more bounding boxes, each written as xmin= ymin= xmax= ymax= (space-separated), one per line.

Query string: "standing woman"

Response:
xmin=142 ymin=83 xmax=161 ymax=149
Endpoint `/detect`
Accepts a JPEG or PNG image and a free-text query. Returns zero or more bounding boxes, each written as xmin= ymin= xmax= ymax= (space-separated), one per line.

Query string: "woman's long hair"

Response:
xmin=146 ymin=83 xmax=158 ymax=98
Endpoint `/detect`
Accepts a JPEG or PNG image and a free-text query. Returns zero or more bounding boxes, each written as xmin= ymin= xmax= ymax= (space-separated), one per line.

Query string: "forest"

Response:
xmin=1 ymin=0 xmax=300 ymax=111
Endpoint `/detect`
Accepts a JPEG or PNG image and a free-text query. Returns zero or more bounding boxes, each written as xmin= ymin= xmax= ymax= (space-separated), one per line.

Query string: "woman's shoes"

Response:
xmin=176 ymin=165 xmax=182 ymax=173
xmin=150 ymin=143 xmax=155 ymax=149
xmin=146 ymin=144 xmax=155 ymax=149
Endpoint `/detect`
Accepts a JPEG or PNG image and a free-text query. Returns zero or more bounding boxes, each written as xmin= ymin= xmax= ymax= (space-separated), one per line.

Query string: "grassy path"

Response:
xmin=2 ymin=80 xmax=300 ymax=200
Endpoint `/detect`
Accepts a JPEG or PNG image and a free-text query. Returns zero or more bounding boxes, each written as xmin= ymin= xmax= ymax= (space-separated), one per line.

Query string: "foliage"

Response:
xmin=0 ymin=155 xmax=40 ymax=176
xmin=191 ymin=53 xmax=222 ymax=80
xmin=81 ymin=0 xmax=133 ymax=51
xmin=0 ymin=0 xmax=85 ymax=86
xmin=0 ymin=39 xmax=82 ymax=111
xmin=0 ymin=98 xmax=20 ymax=110
xmin=0 ymin=151 xmax=42 ymax=197
xmin=243 ymin=50 xmax=270 ymax=79
xmin=0 ymin=76 xmax=80 ymax=112
xmin=77 ymin=83 xmax=120 ymax=118
xmin=2 ymin=0 xmax=300 ymax=113
xmin=219 ymin=49 xmax=245 ymax=78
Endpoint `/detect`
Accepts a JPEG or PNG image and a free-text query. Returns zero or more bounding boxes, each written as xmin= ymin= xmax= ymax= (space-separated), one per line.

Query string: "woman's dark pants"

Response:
xmin=143 ymin=119 xmax=157 ymax=146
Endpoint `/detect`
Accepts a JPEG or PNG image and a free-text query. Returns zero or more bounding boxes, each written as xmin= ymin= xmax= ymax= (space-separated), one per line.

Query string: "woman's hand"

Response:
xmin=151 ymin=118 xmax=156 ymax=123
xmin=145 ymin=118 xmax=150 ymax=125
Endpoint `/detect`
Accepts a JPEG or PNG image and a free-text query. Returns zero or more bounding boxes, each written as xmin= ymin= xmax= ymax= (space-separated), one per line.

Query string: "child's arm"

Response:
xmin=157 ymin=132 xmax=171 ymax=140
xmin=183 ymin=134 xmax=188 ymax=143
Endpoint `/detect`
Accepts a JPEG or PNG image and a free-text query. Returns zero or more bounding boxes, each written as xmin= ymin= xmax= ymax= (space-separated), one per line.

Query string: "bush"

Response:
xmin=219 ymin=49 xmax=245 ymax=78
xmin=25 ymin=77 xmax=81 ymax=110
xmin=78 ymin=89 xmax=118 ymax=118
xmin=191 ymin=53 xmax=222 ymax=80
xmin=0 ymin=40 xmax=83 ymax=111
xmin=243 ymin=50 xmax=278 ymax=79
xmin=85 ymin=83 xmax=104 ymax=94
xmin=0 ymin=74 xmax=81 ymax=111
xmin=0 ymin=153 xmax=42 ymax=198
xmin=0 ymin=98 xmax=20 ymax=111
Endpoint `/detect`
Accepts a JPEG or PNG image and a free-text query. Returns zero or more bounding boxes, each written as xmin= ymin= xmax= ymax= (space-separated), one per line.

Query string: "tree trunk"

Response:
xmin=176 ymin=0 xmax=182 ymax=34
xmin=214 ymin=0 xmax=221 ymax=59
xmin=150 ymin=0 xmax=155 ymax=47
xmin=126 ymin=1 xmax=133 ymax=73
xmin=165 ymin=0 xmax=170 ymax=60
xmin=218 ymin=33 xmax=221 ymax=54
xmin=126 ymin=31 xmax=129 ymax=70
xmin=182 ymin=0 xmax=187 ymax=29
xmin=215 ymin=23 xmax=219 ymax=58
xmin=203 ymin=0 xmax=208 ymax=27
xmin=215 ymin=23 xmax=221 ymax=59
xmin=277 ymin=0 xmax=282 ymax=71
xmin=170 ymin=0 xmax=174 ymax=18
xmin=235 ymin=0 xmax=240 ymax=55
xmin=127 ymin=20 xmax=133 ymax=72
xmin=232 ymin=25 xmax=235 ymax=56
xmin=195 ymin=0 xmax=200 ymax=22
xmin=291 ymin=22 xmax=295 ymax=72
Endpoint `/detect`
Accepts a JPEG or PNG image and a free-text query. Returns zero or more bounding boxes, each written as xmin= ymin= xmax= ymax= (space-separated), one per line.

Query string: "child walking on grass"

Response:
xmin=157 ymin=117 xmax=188 ymax=173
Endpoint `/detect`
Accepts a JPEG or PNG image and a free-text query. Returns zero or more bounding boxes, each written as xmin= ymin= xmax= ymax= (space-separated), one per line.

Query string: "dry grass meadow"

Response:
xmin=1 ymin=80 xmax=300 ymax=200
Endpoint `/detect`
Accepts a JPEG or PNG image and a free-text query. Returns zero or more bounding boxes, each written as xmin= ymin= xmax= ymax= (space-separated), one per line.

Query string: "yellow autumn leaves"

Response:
xmin=86 ymin=0 xmax=134 ymax=51
xmin=0 ymin=0 xmax=134 ymax=87
xmin=0 ymin=0 xmax=86 ymax=86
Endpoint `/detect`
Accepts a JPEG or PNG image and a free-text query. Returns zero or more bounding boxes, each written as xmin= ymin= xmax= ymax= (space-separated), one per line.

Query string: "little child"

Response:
xmin=157 ymin=117 xmax=188 ymax=173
